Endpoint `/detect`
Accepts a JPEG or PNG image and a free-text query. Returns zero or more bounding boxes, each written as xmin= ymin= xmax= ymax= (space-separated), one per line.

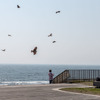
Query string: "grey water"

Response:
xmin=0 ymin=64 xmax=100 ymax=86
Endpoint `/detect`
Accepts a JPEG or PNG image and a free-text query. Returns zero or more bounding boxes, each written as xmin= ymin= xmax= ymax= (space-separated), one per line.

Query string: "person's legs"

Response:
xmin=49 ymin=80 xmax=52 ymax=84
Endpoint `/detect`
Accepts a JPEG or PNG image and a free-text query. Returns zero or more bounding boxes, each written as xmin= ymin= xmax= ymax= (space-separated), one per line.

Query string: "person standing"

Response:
xmin=48 ymin=69 xmax=54 ymax=84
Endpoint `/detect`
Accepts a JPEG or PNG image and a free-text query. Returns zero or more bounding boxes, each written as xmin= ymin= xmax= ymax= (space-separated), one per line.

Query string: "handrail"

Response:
xmin=52 ymin=69 xmax=100 ymax=83
xmin=52 ymin=70 xmax=70 ymax=83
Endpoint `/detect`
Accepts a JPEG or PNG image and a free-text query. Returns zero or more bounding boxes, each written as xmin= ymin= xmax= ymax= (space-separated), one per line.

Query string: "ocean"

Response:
xmin=0 ymin=64 xmax=100 ymax=86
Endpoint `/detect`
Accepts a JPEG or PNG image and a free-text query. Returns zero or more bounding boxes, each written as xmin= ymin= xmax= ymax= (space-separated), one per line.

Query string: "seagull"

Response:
xmin=8 ymin=34 xmax=11 ymax=37
xmin=56 ymin=11 xmax=60 ymax=14
xmin=52 ymin=41 xmax=56 ymax=43
xmin=31 ymin=47 xmax=37 ymax=55
xmin=48 ymin=33 xmax=52 ymax=37
xmin=17 ymin=5 xmax=20 ymax=8
xmin=1 ymin=49 xmax=6 ymax=51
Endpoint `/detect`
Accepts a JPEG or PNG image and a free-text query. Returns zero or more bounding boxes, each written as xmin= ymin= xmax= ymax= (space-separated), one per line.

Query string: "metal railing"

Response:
xmin=52 ymin=70 xmax=70 ymax=83
xmin=68 ymin=69 xmax=100 ymax=82
xmin=53 ymin=69 xmax=100 ymax=83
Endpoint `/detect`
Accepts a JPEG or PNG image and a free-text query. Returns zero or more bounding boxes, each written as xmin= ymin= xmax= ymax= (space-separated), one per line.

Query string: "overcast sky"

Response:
xmin=0 ymin=0 xmax=100 ymax=65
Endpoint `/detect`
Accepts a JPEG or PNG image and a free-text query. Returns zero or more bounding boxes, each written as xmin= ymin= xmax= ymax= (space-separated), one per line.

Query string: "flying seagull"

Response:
xmin=8 ymin=34 xmax=11 ymax=37
xmin=52 ymin=41 xmax=56 ymax=43
xmin=56 ymin=11 xmax=60 ymax=14
xmin=48 ymin=33 xmax=52 ymax=37
xmin=31 ymin=47 xmax=37 ymax=55
xmin=1 ymin=49 xmax=6 ymax=51
xmin=17 ymin=5 xmax=20 ymax=8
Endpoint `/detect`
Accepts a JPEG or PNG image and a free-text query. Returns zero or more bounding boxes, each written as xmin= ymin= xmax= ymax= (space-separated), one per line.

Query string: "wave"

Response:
xmin=0 ymin=81 xmax=49 ymax=86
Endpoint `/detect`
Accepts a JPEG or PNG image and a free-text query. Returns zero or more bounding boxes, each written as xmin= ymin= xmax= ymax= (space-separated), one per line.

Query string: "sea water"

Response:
xmin=0 ymin=64 xmax=100 ymax=86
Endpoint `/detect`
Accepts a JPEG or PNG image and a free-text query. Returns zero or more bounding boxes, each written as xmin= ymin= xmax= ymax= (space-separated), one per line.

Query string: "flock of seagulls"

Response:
xmin=48 ymin=33 xmax=56 ymax=43
xmin=1 ymin=4 xmax=60 ymax=55
xmin=1 ymin=4 xmax=20 ymax=51
xmin=31 ymin=10 xmax=60 ymax=55
xmin=1 ymin=34 xmax=12 ymax=52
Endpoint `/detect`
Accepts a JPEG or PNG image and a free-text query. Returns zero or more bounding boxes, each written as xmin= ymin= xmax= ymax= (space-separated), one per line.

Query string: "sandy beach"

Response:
xmin=0 ymin=84 xmax=100 ymax=100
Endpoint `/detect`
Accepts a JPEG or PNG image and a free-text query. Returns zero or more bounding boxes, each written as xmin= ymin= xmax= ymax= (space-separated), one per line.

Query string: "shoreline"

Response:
xmin=0 ymin=81 xmax=49 ymax=86
xmin=0 ymin=83 xmax=91 ymax=88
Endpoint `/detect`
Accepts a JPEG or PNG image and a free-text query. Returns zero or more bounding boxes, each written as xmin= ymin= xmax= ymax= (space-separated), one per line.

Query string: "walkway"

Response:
xmin=0 ymin=84 xmax=100 ymax=100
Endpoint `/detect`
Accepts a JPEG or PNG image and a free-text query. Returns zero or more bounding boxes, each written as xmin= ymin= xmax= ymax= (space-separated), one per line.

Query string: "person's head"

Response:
xmin=49 ymin=69 xmax=52 ymax=72
xmin=35 ymin=47 xmax=37 ymax=50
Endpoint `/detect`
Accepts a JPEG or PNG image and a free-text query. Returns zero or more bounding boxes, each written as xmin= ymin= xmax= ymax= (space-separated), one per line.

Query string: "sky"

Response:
xmin=0 ymin=0 xmax=100 ymax=65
